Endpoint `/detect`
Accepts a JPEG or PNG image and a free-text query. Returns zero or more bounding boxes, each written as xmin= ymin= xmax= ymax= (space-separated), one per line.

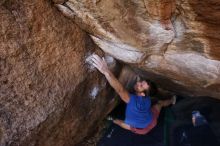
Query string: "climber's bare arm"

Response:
xmin=91 ymin=54 xmax=130 ymax=103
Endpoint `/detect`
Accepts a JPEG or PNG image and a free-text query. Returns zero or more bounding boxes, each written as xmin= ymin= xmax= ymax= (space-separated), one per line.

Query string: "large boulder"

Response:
xmin=56 ymin=0 xmax=220 ymax=99
xmin=0 ymin=0 xmax=119 ymax=145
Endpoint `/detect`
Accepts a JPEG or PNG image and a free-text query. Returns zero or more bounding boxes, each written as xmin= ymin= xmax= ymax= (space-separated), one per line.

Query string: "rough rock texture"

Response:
xmin=56 ymin=0 xmax=220 ymax=99
xmin=0 ymin=0 xmax=119 ymax=145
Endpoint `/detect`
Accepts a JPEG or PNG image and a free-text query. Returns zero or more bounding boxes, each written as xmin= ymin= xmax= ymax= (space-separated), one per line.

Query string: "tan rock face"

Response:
xmin=56 ymin=0 xmax=220 ymax=99
xmin=0 ymin=0 xmax=119 ymax=145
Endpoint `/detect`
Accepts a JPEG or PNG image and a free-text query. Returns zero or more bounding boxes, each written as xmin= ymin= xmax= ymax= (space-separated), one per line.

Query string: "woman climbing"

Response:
xmin=91 ymin=54 xmax=176 ymax=135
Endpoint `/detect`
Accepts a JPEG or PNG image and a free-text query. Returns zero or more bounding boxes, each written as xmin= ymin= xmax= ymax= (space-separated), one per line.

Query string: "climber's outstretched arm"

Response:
xmin=91 ymin=54 xmax=130 ymax=103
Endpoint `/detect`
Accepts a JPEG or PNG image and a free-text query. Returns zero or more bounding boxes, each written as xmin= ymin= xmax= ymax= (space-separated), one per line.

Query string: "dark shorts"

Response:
xmin=130 ymin=105 xmax=160 ymax=135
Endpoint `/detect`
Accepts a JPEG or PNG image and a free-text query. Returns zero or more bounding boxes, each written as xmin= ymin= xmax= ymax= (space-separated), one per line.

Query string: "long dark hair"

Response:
xmin=139 ymin=77 xmax=158 ymax=97
xmin=129 ymin=76 xmax=158 ymax=97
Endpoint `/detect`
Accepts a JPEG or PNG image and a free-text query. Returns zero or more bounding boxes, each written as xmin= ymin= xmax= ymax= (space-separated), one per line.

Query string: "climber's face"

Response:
xmin=134 ymin=80 xmax=149 ymax=93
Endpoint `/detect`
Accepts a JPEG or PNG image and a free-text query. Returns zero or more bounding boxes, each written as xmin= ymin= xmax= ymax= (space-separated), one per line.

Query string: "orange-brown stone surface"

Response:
xmin=0 ymin=0 xmax=119 ymax=145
